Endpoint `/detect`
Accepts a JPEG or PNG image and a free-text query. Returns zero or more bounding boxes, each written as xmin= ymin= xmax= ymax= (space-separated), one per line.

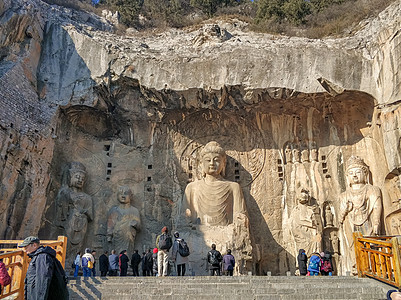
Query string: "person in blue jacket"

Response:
xmin=307 ymin=252 xmax=321 ymax=276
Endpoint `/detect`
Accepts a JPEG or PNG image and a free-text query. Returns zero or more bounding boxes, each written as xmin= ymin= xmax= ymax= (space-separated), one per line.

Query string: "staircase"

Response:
xmin=68 ymin=275 xmax=391 ymax=300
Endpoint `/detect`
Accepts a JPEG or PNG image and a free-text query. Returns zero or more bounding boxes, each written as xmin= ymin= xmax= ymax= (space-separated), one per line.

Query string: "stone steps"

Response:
xmin=68 ymin=276 xmax=391 ymax=300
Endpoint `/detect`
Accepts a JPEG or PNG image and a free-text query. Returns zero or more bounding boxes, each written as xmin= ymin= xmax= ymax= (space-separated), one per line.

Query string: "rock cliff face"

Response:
xmin=1 ymin=0 xmax=401 ymax=275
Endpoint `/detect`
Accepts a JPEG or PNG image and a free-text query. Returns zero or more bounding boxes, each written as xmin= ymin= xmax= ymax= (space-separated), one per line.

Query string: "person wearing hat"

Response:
xmin=19 ymin=236 xmax=69 ymax=300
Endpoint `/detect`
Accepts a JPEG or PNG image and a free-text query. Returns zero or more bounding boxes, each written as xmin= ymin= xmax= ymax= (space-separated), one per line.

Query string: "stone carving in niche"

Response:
xmin=284 ymin=144 xmax=292 ymax=164
xmin=339 ymin=156 xmax=383 ymax=274
xmin=56 ymin=162 xmax=94 ymax=250
xmin=300 ymin=142 xmax=309 ymax=163
xmin=283 ymin=140 xmax=318 ymax=165
xmin=289 ymin=188 xmax=323 ymax=255
xmin=324 ymin=204 xmax=334 ymax=228
xmin=184 ymin=141 xmax=248 ymax=227
xmin=292 ymin=143 xmax=301 ymax=163
xmin=107 ymin=185 xmax=141 ymax=254
xmin=183 ymin=141 xmax=252 ymax=274
xmin=310 ymin=142 xmax=318 ymax=162
xmin=384 ymin=171 xmax=401 ymax=235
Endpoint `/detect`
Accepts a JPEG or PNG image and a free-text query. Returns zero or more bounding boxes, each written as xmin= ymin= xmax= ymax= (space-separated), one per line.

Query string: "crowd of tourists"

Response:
xmin=0 ymin=235 xmax=399 ymax=299
xmin=297 ymin=249 xmax=333 ymax=276
xmin=73 ymin=226 xmax=235 ymax=278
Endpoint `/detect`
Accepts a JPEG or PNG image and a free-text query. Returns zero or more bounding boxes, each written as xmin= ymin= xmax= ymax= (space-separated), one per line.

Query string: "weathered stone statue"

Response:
xmin=301 ymin=143 xmax=309 ymax=163
xmin=183 ymin=141 xmax=252 ymax=274
xmin=285 ymin=144 xmax=292 ymax=164
xmin=289 ymin=188 xmax=322 ymax=255
xmin=184 ymin=141 xmax=247 ymax=226
xmin=339 ymin=156 xmax=383 ymax=274
xmin=107 ymin=186 xmax=141 ymax=254
xmin=56 ymin=162 xmax=93 ymax=249
xmin=325 ymin=205 xmax=334 ymax=227
xmin=292 ymin=144 xmax=301 ymax=163
xmin=310 ymin=142 xmax=318 ymax=162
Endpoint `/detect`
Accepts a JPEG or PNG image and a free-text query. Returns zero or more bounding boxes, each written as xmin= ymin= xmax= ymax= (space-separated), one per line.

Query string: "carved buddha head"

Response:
xmin=346 ymin=156 xmax=369 ymax=186
xmin=199 ymin=141 xmax=227 ymax=177
xmin=68 ymin=162 xmax=87 ymax=189
xmin=297 ymin=188 xmax=310 ymax=205
xmin=117 ymin=186 xmax=132 ymax=204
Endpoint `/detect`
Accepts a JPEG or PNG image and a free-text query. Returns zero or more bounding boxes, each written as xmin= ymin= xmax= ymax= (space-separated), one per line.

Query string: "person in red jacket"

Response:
xmin=0 ymin=260 xmax=11 ymax=293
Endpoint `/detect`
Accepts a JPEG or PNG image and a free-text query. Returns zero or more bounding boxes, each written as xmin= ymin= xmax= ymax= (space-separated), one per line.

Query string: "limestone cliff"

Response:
xmin=0 ymin=0 xmax=400 ymax=275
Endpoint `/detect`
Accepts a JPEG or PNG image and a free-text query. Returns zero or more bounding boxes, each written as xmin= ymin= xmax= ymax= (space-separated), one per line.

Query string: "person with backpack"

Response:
xmin=171 ymin=231 xmax=190 ymax=276
xmin=307 ymin=252 xmax=321 ymax=276
xmin=18 ymin=236 xmax=69 ymax=300
xmin=207 ymin=244 xmax=223 ymax=276
xmin=320 ymin=250 xmax=333 ymax=276
xmin=222 ymin=249 xmax=235 ymax=276
xmin=297 ymin=249 xmax=307 ymax=276
xmin=0 ymin=259 xmax=11 ymax=294
xmin=156 ymin=226 xmax=172 ymax=276
xmin=81 ymin=248 xmax=95 ymax=278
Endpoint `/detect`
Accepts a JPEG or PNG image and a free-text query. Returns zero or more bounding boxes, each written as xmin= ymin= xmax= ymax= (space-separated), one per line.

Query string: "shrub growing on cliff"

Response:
xmin=104 ymin=0 xmax=144 ymax=27
xmin=190 ymin=0 xmax=243 ymax=17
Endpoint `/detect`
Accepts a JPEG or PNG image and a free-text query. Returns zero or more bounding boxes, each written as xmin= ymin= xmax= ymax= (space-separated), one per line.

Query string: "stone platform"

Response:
xmin=68 ymin=275 xmax=391 ymax=300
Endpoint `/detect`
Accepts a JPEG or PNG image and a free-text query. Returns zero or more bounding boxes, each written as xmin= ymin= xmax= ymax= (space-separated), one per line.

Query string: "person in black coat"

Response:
xmin=131 ymin=250 xmax=141 ymax=276
xmin=297 ymin=249 xmax=307 ymax=276
xmin=145 ymin=248 xmax=154 ymax=276
xmin=207 ymin=244 xmax=223 ymax=276
xmin=119 ymin=250 xmax=129 ymax=276
xmin=141 ymin=252 xmax=148 ymax=276
xmin=19 ymin=236 xmax=69 ymax=300
xmin=99 ymin=251 xmax=109 ymax=277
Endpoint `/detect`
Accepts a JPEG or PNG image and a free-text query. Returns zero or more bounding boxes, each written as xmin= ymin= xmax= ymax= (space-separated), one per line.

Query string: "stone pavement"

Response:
xmin=68 ymin=275 xmax=391 ymax=300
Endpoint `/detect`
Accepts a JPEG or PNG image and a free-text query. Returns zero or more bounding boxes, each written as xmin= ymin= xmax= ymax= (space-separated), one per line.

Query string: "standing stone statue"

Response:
xmin=183 ymin=141 xmax=252 ymax=274
xmin=285 ymin=144 xmax=293 ymax=164
xmin=107 ymin=186 xmax=141 ymax=254
xmin=56 ymin=162 xmax=93 ymax=249
xmin=324 ymin=205 xmax=334 ymax=227
xmin=184 ymin=141 xmax=248 ymax=226
xmin=289 ymin=188 xmax=322 ymax=255
xmin=339 ymin=156 xmax=383 ymax=274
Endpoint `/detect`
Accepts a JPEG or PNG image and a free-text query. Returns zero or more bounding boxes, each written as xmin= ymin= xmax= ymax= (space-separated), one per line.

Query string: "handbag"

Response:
xmin=88 ymin=260 xmax=94 ymax=269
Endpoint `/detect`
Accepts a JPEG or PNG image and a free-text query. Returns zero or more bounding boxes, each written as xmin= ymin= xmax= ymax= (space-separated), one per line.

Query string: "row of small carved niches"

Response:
xmin=283 ymin=141 xmax=319 ymax=164
xmin=278 ymin=141 xmax=331 ymax=180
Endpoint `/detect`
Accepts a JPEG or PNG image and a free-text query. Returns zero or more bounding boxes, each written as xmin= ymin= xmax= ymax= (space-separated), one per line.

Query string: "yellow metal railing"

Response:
xmin=0 ymin=236 xmax=67 ymax=300
xmin=353 ymin=232 xmax=401 ymax=288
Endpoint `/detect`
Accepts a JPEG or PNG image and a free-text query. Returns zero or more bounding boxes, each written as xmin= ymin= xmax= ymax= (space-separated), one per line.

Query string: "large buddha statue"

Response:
xmin=107 ymin=186 xmax=141 ymax=254
xmin=183 ymin=141 xmax=252 ymax=274
xmin=289 ymin=188 xmax=322 ymax=255
xmin=56 ymin=162 xmax=93 ymax=249
xmin=339 ymin=156 xmax=382 ymax=274
xmin=184 ymin=141 xmax=247 ymax=226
